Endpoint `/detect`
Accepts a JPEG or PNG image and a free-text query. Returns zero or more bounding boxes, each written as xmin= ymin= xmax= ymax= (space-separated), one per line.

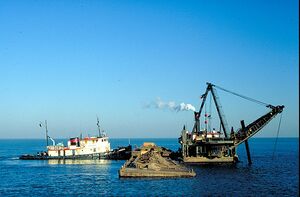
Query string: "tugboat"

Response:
xmin=46 ymin=135 xmax=110 ymax=159
xmin=20 ymin=118 xmax=131 ymax=160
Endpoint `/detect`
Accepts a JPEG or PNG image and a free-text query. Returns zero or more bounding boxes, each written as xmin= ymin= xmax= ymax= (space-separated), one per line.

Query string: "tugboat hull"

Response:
xmin=20 ymin=145 xmax=132 ymax=160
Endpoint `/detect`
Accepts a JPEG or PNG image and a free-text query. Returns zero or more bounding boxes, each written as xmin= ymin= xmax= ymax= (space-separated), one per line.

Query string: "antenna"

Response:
xmin=45 ymin=120 xmax=48 ymax=146
xmin=97 ymin=116 xmax=101 ymax=137
xmin=39 ymin=120 xmax=49 ymax=147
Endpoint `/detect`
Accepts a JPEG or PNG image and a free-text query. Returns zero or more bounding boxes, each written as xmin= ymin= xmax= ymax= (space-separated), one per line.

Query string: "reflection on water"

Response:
xmin=48 ymin=159 xmax=112 ymax=165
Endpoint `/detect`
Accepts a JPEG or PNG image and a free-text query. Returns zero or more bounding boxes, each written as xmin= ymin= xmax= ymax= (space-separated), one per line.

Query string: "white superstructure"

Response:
xmin=47 ymin=136 xmax=111 ymax=157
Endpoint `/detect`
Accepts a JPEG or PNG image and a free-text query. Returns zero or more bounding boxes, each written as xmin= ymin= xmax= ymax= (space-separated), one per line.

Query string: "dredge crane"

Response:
xmin=179 ymin=82 xmax=284 ymax=164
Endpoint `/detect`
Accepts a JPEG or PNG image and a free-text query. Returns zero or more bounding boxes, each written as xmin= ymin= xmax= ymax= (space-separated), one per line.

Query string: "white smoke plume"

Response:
xmin=146 ymin=98 xmax=196 ymax=112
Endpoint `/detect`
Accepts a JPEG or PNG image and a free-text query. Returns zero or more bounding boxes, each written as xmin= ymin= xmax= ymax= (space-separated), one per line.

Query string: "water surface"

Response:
xmin=0 ymin=138 xmax=298 ymax=196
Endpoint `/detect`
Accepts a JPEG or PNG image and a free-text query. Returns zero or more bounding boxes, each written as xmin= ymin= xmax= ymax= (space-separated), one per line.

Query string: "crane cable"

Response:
xmin=272 ymin=113 xmax=283 ymax=160
xmin=213 ymin=84 xmax=270 ymax=107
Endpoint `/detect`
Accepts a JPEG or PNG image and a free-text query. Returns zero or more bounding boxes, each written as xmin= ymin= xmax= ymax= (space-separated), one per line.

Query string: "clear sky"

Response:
xmin=0 ymin=0 xmax=298 ymax=139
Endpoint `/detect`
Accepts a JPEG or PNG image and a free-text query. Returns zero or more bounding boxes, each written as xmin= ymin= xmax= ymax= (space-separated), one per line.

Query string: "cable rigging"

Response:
xmin=212 ymin=84 xmax=271 ymax=107
xmin=272 ymin=113 xmax=283 ymax=160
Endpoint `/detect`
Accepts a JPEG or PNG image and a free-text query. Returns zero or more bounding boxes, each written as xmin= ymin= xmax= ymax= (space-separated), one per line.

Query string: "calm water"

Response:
xmin=0 ymin=138 xmax=298 ymax=196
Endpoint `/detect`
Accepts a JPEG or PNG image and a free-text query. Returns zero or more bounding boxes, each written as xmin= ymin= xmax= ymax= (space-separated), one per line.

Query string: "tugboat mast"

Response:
xmin=40 ymin=120 xmax=49 ymax=147
xmin=97 ymin=116 xmax=101 ymax=137
xmin=45 ymin=120 xmax=48 ymax=146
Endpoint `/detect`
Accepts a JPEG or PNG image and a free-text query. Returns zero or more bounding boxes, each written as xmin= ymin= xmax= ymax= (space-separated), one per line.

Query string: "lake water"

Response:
xmin=0 ymin=138 xmax=298 ymax=196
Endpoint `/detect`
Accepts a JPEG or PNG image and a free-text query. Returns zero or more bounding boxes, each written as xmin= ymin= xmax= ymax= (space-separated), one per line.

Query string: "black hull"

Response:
xmin=19 ymin=145 xmax=132 ymax=161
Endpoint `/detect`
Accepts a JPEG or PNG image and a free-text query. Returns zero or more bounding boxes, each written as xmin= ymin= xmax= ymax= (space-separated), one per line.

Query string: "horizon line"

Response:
xmin=0 ymin=136 xmax=298 ymax=140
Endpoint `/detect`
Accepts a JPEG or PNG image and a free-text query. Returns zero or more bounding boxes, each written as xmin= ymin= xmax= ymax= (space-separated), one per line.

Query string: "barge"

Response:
xmin=179 ymin=83 xmax=284 ymax=164
xmin=119 ymin=142 xmax=196 ymax=178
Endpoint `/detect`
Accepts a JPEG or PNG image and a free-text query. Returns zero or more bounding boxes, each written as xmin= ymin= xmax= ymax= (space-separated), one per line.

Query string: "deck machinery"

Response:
xmin=179 ymin=83 xmax=284 ymax=164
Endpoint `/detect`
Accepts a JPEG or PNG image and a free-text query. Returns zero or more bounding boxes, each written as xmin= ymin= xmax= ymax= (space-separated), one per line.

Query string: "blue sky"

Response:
xmin=0 ymin=0 xmax=298 ymax=138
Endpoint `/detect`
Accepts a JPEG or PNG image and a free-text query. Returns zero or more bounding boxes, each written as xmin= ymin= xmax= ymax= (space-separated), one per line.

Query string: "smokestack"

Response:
xmin=194 ymin=112 xmax=200 ymax=133
xmin=194 ymin=112 xmax=200 ymax=121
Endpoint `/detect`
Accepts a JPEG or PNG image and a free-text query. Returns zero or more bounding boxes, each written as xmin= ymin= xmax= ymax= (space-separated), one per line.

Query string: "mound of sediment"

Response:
xmin=119 ymin=142 xmax=195 ymax=178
